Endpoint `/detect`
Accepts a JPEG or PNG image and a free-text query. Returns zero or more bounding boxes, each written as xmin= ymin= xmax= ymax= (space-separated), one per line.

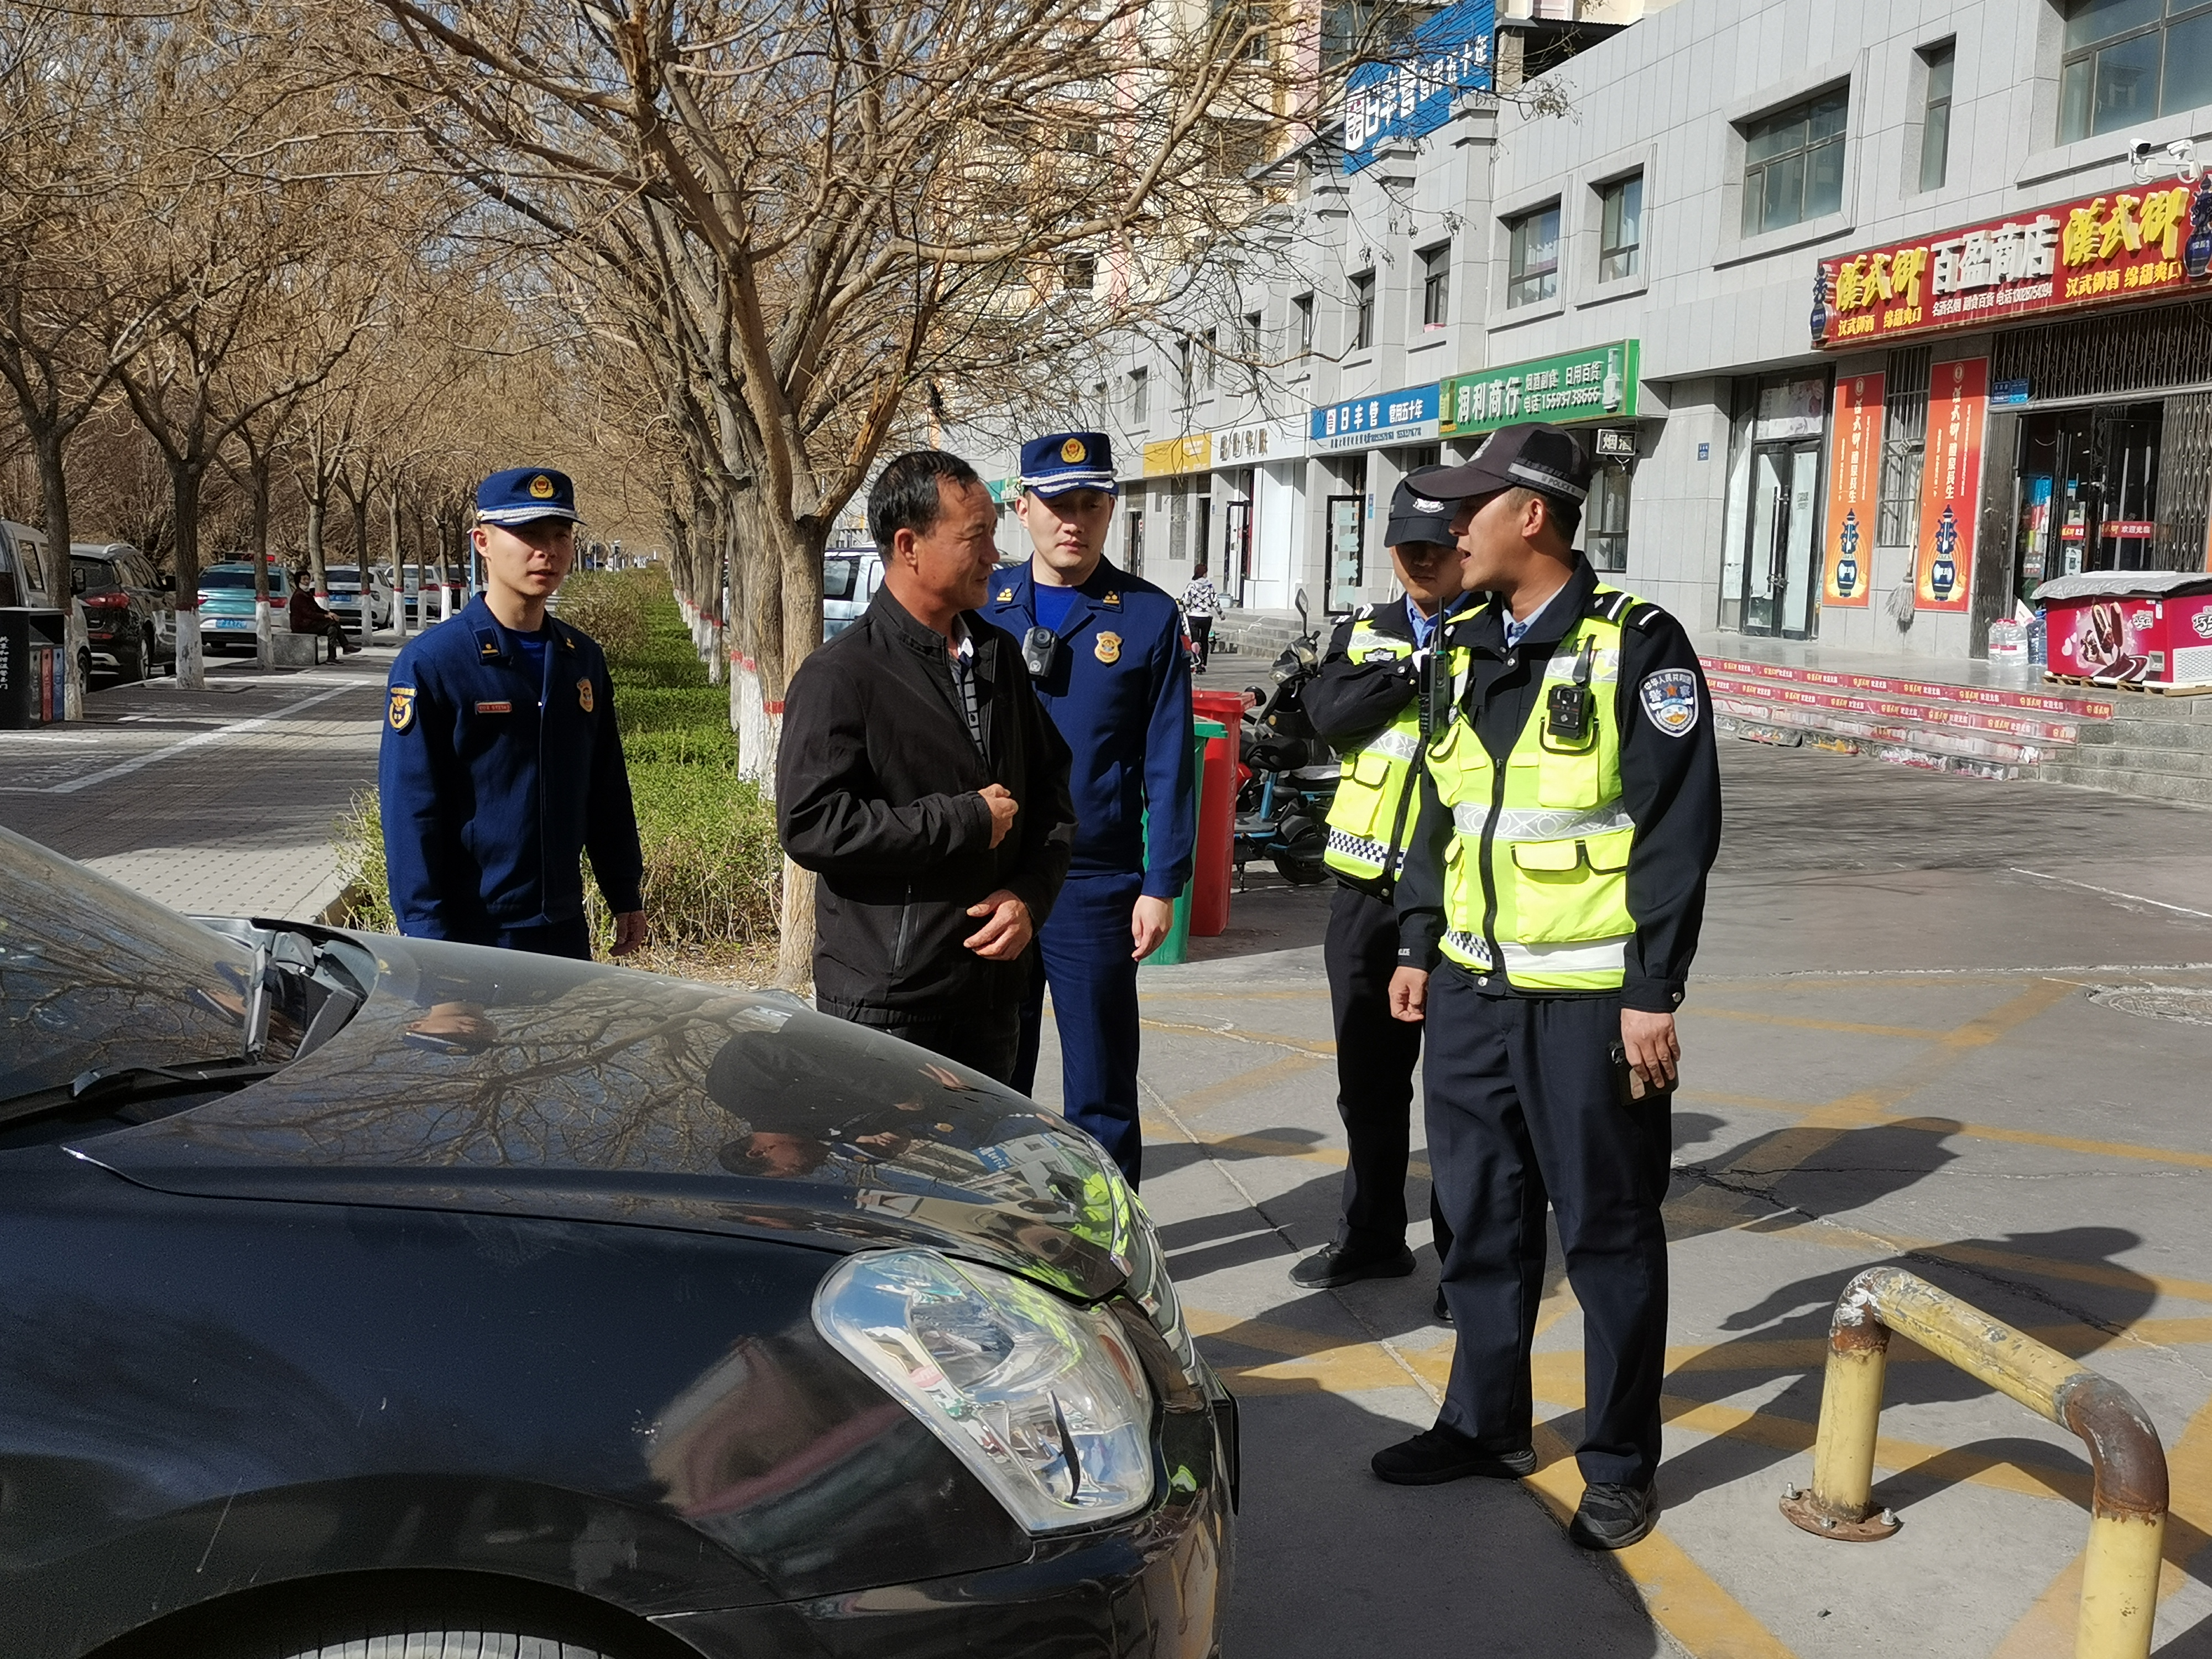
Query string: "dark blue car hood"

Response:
xmin=76 ymin=932 xmax=1130 ymax=1300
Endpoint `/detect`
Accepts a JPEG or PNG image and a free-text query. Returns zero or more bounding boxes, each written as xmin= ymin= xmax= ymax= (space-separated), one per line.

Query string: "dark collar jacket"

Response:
xmin=776 ymin=585 xmax=1076 ymax=1022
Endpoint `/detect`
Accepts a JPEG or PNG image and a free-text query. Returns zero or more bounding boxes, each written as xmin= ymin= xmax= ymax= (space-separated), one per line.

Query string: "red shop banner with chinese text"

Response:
xmin=1814 ymin=179 xmax=2212 ymax=348
xmin=1914 ymin=356 xmax=1987 ymax=613
xmin=1822 ymin=371 xmax=1884 ymax=608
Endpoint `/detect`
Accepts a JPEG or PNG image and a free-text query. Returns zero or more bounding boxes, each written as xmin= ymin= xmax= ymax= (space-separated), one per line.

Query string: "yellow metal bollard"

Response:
xmin=1781 ymin=1265 xmax=2168 ymax=1659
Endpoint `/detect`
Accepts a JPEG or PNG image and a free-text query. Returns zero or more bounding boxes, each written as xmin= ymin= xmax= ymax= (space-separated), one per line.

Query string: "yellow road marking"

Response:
xmin=1165 ymin=1051 xmax=1324 ymax=1117
xmin=1139 ymin=988 xmax=1330 ymax=1002
xmin=1690 ymin=1007 xmax=1955 ymax=1039
xmin=1714 ymin=978 xmax=2080 ymax=1188
xmin=1140 ymin=1016 xmax=1335 ymax=1056
xmin=1524 ymin=1420 xmax=1802 ymax=1659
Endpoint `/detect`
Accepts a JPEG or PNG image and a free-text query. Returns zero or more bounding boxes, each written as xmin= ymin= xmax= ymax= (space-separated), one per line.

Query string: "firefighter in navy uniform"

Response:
xmin=1289 ymin=479 xmax=1473 ymax=1317
xmin=985 ymin=430 xmax=1195 ymax=1187
xmin=379 ymin=466 xmax=648 ymax=961
xmin=1375 ymin=425 xmax=1721 ymax=1555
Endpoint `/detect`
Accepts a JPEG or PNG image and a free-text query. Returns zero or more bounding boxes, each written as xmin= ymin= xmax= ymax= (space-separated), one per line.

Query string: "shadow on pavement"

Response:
xmin=1224 ymin=1374 xmax=1668 ymax=1657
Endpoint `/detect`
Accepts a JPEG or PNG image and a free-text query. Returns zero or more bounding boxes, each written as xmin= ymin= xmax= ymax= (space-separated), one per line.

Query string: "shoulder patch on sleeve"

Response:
xmin=1625 ymin=601 xmax=1668 ymax=632
xmin=1638 ymin=668 xmax=1699 ymax=736
xmin=387 ymin=685 xmax=416 ymax=732
xmin=1355 ymin=603 xmax=1374 ymax=619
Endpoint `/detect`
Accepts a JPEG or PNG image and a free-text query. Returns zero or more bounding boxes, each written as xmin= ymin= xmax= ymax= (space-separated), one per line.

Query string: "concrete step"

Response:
xmin=1705 ymin=671 xmax=2084 ymax=745
xmin=1712 ymin=708 xmax=2029 ymax=779
xmin=2028 ymin=762 xmax=2212 ymax=806
xmin=2049 ymin=742 xmax=2212 ymax=779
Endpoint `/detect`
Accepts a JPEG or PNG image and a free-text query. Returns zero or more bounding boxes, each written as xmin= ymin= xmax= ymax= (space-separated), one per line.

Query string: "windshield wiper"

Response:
xmin=0 ymin=1058 xmax=281 ymax=1131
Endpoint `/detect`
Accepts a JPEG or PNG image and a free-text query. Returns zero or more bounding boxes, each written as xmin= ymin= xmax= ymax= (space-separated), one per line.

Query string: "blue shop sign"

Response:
xmin=1341 ymin=0 xmax=1494 ymax=175
xmin=1309 ymin=384 xmax=1441 ymax=453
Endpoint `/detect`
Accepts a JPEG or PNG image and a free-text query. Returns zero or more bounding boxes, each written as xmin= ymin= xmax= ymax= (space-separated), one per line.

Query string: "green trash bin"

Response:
xmin=1143 ymin=718 xmax=1223 ymax=969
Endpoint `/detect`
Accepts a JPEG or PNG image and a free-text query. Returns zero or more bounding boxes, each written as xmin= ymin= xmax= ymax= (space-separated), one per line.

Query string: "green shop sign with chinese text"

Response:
xmin=1441 ymin=341 xmax=1640 ymax=436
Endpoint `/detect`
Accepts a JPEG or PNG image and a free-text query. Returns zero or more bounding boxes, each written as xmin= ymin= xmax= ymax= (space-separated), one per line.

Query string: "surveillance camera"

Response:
xmin=2130 ymin=140 xmax=2157 ymax=167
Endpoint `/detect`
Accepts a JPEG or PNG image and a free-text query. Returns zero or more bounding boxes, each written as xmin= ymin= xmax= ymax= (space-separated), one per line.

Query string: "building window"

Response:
xmin=2059 ymin=0 xmax=2212 ymax=143
xmin=1877 ymin=346 xmax=1931 ymax=546
xmin=1587 ymin=460 xmax=1631 ymax=572
xmin=1598 ymin=174 xmax=1642 ymax=281
xmin=1293 ymin=291 xmax=1314 ymax=356
xmin=1420 ymin=242 xmax=1451 ymax=327
xmin=1917 ymin=43 xmax=1954 ymax=191
xmin=1129 ymin=367 xmax=1149 ymax=423
xmin=1202 ymin=327 xmax=1217 ymax=390
xmin=1741 ymin=88 xmax=1848 ymax=236
xmin=1506 ymin=205 xmax=1560 ymax=307
xmin=1177 ymin=337 xmax=1193 ymax=401
xmin=1350 ymin=270 xmax=1376 ymax=350
xmin=1241 ymin=311 xmax=1261 ymax=352
xmin=1063 ymin=251 xmax=1096 ymax=293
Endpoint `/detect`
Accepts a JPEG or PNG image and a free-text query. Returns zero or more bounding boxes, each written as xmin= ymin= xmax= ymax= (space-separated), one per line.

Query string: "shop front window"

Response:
xmin=1586 ymin=460 xmax=1631 ymax=572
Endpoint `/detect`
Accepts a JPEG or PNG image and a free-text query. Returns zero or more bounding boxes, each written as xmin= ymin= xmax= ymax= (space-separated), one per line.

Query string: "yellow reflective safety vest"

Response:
xmin=1322 ymin=614 xmax=1467 ymax=886
xmin=1322 ymin=618 xmax=1424 ymax=884
xmin=1424 ymin=586 xmax=1641 ymax=993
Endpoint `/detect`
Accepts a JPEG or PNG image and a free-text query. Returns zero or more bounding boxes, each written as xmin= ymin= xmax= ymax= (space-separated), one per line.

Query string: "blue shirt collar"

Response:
xmin=1405 ymin=591 xmax=1470 ymax=649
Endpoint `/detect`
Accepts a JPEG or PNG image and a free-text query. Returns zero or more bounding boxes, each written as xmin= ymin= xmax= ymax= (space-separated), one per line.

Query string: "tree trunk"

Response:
xmin=249 ymin=462 xmax=273 ymax=670
xmin=763 ymin=511 xmax=828 ymax=993
xmin=30 ymin=426 xmax=82 ymax=717
xmin=347 ymin=490 xmax=367 ymax=595
xmin=170 ymin=457 xmax=206 ymax=691
xmin=305 ymin=491 xmax=327 ymax=598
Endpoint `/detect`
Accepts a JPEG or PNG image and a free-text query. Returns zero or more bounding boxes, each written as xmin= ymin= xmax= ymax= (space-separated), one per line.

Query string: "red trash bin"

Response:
xmin=1188 ymin=690 xmax=1247 ymax=936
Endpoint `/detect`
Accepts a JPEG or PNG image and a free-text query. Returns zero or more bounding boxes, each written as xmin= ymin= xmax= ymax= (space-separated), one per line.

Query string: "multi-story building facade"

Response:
xmin=963 ymin=0 xmax=2212 ymax=661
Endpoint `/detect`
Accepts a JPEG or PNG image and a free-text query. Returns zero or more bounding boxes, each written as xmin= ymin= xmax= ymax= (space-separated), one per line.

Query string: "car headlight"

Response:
xmin=1116 ymin=1184 xmax=1199 ymax=1381
xmin=812 ymin=1249 xmax=1156 ymax=1533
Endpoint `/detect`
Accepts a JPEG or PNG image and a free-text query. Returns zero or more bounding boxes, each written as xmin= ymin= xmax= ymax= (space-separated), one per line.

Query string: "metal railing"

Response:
xmin=1781 ymin=1265 xmax=2168 ymax=1659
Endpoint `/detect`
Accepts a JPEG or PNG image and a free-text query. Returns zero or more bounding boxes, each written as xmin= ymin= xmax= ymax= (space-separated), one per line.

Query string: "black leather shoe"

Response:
xmin=1289 ymin=1241 xmax=1415 ymax=1288
xmin=1432 ymin=1287 xmax=1453 ymax=1324
xmin=1371 ymin=1425 xmax=1537 ymax=1485
xmin=1569 ymin=1481 xmax=1659 ymax=1550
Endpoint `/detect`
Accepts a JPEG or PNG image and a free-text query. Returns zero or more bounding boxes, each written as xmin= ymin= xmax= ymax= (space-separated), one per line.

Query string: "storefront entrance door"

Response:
xmin=1224 ymin=498 xmax=1252 ymax=608
xmin=2009 ymin=402 xmax=2163 ymax=594
xmin=1327 ymin=495 xmax=1364 ymax=614
xmin=1740 ymin=440 xmax=1822 ymax=637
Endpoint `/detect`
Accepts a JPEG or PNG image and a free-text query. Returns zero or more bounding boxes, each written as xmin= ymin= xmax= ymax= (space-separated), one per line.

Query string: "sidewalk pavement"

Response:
xmin=0 ymin=647 xmax=394 ymax=919
xmin=1029 ymin=741 xmax=2212 ymax=1658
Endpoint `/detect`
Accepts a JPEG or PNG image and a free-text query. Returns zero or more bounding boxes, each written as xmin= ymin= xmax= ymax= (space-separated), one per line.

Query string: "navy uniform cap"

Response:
xmin=1020 ymin=431 xmax=1119 ymax=498
xmin=477 ymin=466 xmax=587 ymax=528
xmin=1384 ymin=478 xmax=1458 ymax=547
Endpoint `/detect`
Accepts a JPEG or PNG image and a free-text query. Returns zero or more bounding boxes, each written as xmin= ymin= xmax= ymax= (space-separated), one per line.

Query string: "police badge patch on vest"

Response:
xmin=388 ymin=687 xmax=416 ymax=731
xmin=1639 ymin=668 xmax=1699 ymax=736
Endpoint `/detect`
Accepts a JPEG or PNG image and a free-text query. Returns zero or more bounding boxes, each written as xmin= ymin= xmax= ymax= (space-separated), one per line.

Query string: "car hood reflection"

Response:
xmin=74 ymin=935 xmax=1128 ymax=1300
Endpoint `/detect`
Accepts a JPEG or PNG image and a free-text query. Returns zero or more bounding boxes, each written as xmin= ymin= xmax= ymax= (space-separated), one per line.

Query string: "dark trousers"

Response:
xmin=482 ymin=917 xmax=593 ymax=960
xmin=1325 ymin=883 xmax=1452 ymax=1260
xmin=847 ymin=1004 xmax=1023 ymax=1086
xmin=1013 ymin=869 xmax=1144 ymax=1185
xmin=1188 ymin=616 xmax=1213 ymax=670
xmin=1424 ymin=965 xmax=1671 ymax=1488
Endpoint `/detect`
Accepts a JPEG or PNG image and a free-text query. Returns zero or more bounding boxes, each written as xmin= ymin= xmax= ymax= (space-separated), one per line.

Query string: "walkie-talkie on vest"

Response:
xmin=1546 ymin=634 xmax=1597 ymax=747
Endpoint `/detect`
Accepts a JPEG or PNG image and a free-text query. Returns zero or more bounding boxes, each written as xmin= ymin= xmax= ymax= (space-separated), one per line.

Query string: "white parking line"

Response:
xmin=4 ymin=686 xmax=357 ymax=796
xmin=2008 ymin=866 xmax=2212 ymax=921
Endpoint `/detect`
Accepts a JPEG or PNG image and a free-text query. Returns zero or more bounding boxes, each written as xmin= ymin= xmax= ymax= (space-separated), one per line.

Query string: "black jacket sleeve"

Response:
xmin=1616 ymin=610 xmax=1724 ymax=1013
xmin=776 ymin=653 xmax=995 ymax=876
xmin=1392 ymin=761 xmax=1451 ymax=972
xmin=1304 ymin=615 xmax=1420 ymax=748
xmin=1004 ymin=656 xmax=1077 ymax=928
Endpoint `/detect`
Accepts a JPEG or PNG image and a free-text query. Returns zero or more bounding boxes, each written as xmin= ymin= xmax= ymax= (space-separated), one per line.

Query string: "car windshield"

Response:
xmin=326 ymin=567 xmax=361 ymax=584
xmin=0 ymin=826 xmax=286 ymax=1101
xmin=200 ymin=569 xmax=258 ymax=589
xmin=71 ymin=557 xmax=119 ymax=592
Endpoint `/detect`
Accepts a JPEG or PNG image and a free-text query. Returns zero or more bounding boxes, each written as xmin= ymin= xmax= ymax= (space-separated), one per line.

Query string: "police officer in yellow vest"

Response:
xmin=1376 ymin=424 xmax=1721 ymax=1554
xmin=1290 ymin=481 xmax=1473 ymax=1314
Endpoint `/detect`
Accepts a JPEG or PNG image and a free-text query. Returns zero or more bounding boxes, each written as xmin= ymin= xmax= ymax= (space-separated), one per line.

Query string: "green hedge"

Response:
xmin=336 ymin=576 xmax=780 ymax=958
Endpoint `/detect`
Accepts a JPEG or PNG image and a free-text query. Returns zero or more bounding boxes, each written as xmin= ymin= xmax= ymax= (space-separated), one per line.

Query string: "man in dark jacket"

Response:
xmin=778 ymin=449 xmax=1076 ymax=1083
